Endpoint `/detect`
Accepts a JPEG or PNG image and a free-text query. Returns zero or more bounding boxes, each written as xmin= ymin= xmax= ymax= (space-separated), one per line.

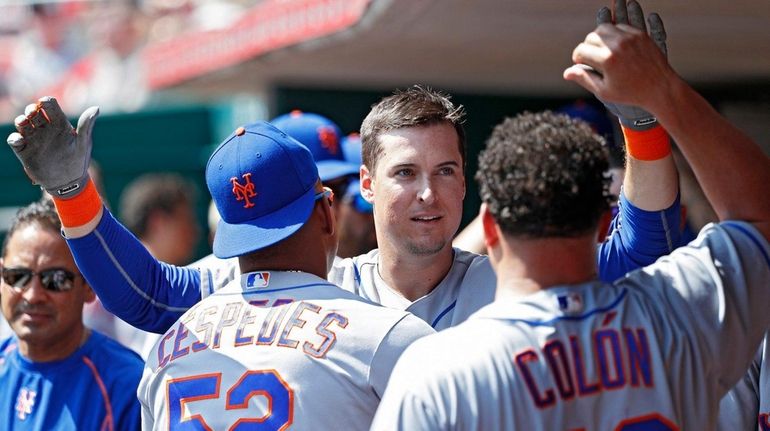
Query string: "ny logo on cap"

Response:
xmin=318 ymin=126 xmax=339 ymax=155
xmin=231 ymin=173 xmax=257 ymax=208
xmin=16 ymin=388 xmax=36 ymax=420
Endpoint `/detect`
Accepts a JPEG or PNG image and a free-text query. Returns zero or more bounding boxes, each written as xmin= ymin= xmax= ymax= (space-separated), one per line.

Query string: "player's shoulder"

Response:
xmin=391 ymin=319 xmax=498 ymax=384
xmin=0 ymin=336 xmax=18 ymax=362
xmin=83 ymin=331 xmax=144 ymax=374
xmin=328 ymin=249 xmax=380 ymax=293
xmin=189 ymin=253 xmax=240 ymax=295
xmin=627 ymin=220 xmax=768 ymax=285
xmin=452 ymin=248 xmax=493 ymax=278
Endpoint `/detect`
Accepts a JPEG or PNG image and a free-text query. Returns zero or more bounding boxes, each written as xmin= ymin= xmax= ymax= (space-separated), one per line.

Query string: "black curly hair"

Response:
xmin=475 ymin=111 xmax=612 ymax=238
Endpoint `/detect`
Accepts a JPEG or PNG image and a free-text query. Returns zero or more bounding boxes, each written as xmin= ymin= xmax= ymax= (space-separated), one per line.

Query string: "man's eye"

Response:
xmin=439 ymin=167 xmax=455 ymax=175
xmin=395 ymin=169 xmax=413 ymax=177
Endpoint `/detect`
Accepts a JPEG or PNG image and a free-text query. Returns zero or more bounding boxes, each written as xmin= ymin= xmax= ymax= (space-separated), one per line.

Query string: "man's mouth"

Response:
xmin=411 ymin=215 xmax=441 ymax=222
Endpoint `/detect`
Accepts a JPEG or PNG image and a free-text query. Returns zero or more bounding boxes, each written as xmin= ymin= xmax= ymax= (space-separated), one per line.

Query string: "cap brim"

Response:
xmin=317 ymin=160 xmax=359 ymax=182
xmin=213 ymin=185 xmax=317 ymax=258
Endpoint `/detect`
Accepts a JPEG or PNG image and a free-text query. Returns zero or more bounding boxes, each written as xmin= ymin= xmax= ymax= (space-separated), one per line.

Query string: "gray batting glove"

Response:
xmin=7 ymin=97 xmax=99 ymax=198
xmin=596 ymin=0 xmax=667 ymax=131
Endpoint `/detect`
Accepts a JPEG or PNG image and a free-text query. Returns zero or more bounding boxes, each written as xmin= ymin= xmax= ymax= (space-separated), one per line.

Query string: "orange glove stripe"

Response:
xmin=52 ymin=179 xmax=103 ymax=228
xmin=622 ymin=125 xmax=671 ymax=161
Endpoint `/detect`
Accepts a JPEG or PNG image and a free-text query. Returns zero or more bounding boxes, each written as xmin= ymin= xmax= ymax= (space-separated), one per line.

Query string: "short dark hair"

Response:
xmin=2 ymin=199 xmax=61 ymax=258
xmin=476 ymin=111 xmax=612 ymax=238
xmin=119 ymin=173 xmax=196 ymax=238
xmin=360 ymin=85 xmax=466 ymax=173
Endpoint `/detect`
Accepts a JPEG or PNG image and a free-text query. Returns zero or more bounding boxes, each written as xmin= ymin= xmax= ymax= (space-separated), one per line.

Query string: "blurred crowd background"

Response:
xmin=0 ymin=0 xmax=768 ymax=264
xmin=0 ymin=0 xmax=250 ymax=116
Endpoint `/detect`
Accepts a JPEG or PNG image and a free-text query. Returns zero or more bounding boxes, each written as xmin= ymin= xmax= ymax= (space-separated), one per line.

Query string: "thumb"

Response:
xmin=76 ymin=106 xmax=100 ymax=139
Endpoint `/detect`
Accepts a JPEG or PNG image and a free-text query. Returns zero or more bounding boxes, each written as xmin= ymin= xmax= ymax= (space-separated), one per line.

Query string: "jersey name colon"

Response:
xmin=372 ymin=222 xmax=770 ymax=431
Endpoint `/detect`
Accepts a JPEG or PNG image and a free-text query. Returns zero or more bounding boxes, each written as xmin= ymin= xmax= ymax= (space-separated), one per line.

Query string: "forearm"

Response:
xmin=621 ymin=126 xmax=679 ymax=211
xmin=598 ymin=190 xmax=680 ymax=282
xmin=67 ymin=208 xmax=203 ymax=333
xmin=650 ymin=77 xmax=770 ymax=228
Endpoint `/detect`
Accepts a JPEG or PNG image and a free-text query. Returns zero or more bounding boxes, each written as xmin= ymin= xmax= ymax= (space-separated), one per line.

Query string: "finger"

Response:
xmin=596 ymin=6 xmax=612 ymax=26
xmin=585 ymin=31 xmax=604 ymax=48
xmin=614 ymin=0 xmax=628 ymax=25
xmin=626 ymin=0 xmax=647 ymax=32
xmin=28 ymin=109 xmax=49 ymax=128
xmin=571 ymin=43 xmax=610 ymax=72
xmin=76 ymin=106 xmax=100 ymax=138
xmin=563 ymin=64 xmax=604 ymax=95
xmin=7 ymin=132 xmax=25 ymax=150
xmin=37 ymin=96 xmax=71 ymax=130
xmin=24 ymin=103 xmax=37 ymax=117
xmin=648 ymin=13 xmax=668 ymax=56
xmin=14 ymin=114 xmax=33 ymax=135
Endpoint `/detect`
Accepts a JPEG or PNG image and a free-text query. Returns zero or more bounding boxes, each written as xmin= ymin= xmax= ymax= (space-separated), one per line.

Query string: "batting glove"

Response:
xmin=596 ymin=0 xmax=667 ymax=131
xmin=7 ymin=97 xmax=99 ymax=199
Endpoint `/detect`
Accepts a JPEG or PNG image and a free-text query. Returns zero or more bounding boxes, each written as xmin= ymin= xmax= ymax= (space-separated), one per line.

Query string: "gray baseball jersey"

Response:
xmin=138 ymin=270 xmax=434 ymax=430
xmin=194 ymin=249 xmax=494 ymax=330
xmin=371 ymin=222 xmax=770 ymax=431
xmin=717 ymin=335 xmax=769 ymax=430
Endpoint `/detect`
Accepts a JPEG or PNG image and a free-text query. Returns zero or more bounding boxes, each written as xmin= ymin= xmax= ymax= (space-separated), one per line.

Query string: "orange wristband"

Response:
xmin=52 ymin=179 xmax=103 ymax=228
xmin=622 ymin=125 xmax=671 ymax=161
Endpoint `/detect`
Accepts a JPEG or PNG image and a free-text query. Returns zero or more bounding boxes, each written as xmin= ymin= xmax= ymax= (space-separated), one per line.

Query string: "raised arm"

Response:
xmin=595 ymin=0 xmax=678 ymax=213
xmin=565 ymin=3 xmax=770 ymax=239
xmin=588 ymin=1 xmax=681 ymax=281
xmin=6 ymin=97 xmax=204 ymax=332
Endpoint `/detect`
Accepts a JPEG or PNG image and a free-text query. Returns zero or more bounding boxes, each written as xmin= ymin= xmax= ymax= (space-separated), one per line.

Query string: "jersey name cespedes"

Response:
xmin=155 ymin=298 xmax=349 ymax=371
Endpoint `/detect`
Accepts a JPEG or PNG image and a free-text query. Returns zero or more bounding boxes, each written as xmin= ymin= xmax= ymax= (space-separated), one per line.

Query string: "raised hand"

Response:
xmin=7 ymin=97 xmax=99 ymax=198
xmin=565 ymin=0 xmax=672 ymax=130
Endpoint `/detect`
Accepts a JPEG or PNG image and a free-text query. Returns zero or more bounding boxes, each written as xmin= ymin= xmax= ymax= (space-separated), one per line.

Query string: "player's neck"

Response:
xmin=19 ymin=326 xmax=90 ymax=363
xmin=377 ymin=242 xmax=454 ymax=302
xmin=492 ymin=234 xmax=597 ymax=299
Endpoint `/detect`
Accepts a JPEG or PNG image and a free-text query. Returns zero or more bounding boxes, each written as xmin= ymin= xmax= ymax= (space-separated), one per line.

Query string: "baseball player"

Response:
xmin=136 ymin=122 xmax=433 ymax=429
xmin=372 ymin=2 xmax=770 ymax=429
xmin=5 ymin=6 xmax=681 ymax=335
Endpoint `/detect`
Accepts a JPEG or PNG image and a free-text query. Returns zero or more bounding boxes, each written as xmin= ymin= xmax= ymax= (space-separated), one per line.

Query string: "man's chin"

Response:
xmin=404 ymin=240 xmax=448 ymax=256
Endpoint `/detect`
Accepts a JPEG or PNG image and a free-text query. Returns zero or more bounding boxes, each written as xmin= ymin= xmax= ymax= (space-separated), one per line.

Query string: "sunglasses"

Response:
xmin=314 ymin=187 xmax=335 ymax=206
xmin=1 ymin=267 xmax=80 ymax=293
xmin=323 ymin=178 xmax=351 ymax=204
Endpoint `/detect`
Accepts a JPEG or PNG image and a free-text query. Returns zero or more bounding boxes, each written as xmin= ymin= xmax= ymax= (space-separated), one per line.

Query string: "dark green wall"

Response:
xmin=274 ymin=86 xmax=575 ymax=229
xmin=0 ymin=106 xmax=214 ymax=260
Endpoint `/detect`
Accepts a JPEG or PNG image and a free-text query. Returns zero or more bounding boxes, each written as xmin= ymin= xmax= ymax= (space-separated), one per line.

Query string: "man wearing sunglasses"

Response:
xmin=0 ymin=199 xmax=143 ymax=430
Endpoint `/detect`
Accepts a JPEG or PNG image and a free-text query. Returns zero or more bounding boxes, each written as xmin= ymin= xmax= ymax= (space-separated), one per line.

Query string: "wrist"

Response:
xmin=52 ymin=178 xmax=104 ymax=228
xmin=622 ymin=125 xmax=671 ymax=161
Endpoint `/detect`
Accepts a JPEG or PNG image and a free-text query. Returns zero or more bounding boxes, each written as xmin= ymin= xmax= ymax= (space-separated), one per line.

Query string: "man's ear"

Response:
xmin=82 ymin=282 xmax=97 ymax=304
xmin=317 ymin=195 xmax=335 ymax=237
xmin=481 ymin=204 xmax=499 ymax=249
xmin=360 ymin=165 xmax=374 ymax=204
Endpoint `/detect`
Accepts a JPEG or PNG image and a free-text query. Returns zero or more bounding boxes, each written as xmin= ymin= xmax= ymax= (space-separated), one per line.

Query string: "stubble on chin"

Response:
xmin=404 ymin=239 xmax=447 ymax=256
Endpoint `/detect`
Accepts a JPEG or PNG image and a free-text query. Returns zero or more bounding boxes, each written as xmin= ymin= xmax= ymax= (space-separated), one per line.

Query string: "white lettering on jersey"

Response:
xmin=15 ymin=388 xmax=36 ymax=420
xmin=155 ymin=299 xmax=349 ymax=370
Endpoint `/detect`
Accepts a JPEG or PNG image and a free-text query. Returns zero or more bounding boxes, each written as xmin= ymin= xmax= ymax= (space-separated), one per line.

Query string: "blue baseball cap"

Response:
xmin=339 ymin=133 xmax=372 ymax=214
xmin=341 ymin=132 xmax=363 ymax=167
xmin=270 ymin=110 xmax=359 ymax=182
xmin=206 ymin=121 xmax=319 ymax=259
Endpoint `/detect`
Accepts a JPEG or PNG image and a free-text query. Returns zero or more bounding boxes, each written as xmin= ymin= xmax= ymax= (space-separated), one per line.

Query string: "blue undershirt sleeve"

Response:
xmin=597 ymin=190 xmax=681 ymax=283
xmin=66 ymin=208 xmax=203 ymax=333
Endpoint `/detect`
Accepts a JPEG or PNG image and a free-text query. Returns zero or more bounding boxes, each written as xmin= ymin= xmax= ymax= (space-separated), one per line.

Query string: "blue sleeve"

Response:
xmin=66 ymin=208 xmax=203 ymax=333
xmin=597 ymin=190 xmax=681 ymax=283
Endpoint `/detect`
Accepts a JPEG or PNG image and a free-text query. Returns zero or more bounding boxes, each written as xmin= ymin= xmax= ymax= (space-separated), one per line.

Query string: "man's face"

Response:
xmin=1 ymin=224 xmax=94 ymax=349
xmin=362 ymin=123 xmax=465 ymax=257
